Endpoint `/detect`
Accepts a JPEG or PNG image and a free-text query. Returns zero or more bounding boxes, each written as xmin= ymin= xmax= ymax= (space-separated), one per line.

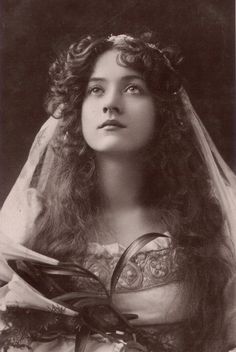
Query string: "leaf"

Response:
xmin=110 ymin=232 xmax=167 ymax=294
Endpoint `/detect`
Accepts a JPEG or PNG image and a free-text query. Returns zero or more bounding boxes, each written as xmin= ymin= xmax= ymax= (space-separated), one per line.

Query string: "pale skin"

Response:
xmin=31 ymin=49 xmax=188 ymax=352
xmin=81 ymin=49 xmax=236 ymax=351
xmin=96 ymin=154 xmax=164 ymax=247
xmin=81 ymin=50 xmax=165 ymax=246
xmin=80 ymin=50 xmax=186 ymax=352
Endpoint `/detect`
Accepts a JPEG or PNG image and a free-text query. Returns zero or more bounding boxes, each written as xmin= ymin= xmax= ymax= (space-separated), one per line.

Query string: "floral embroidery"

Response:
xmin=72 ymin=241 xmax=185 ymax=293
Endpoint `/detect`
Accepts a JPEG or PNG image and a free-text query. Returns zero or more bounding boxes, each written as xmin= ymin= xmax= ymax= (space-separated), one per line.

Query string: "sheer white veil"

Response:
xmin=0 ymin=89 xmax=236 ymax=258
xmin=0 ymin=80 xmax=235 ymax=346
xmin=179 ymin=89 xmax=236 ymax=260
xmin=0 ymin=33 xmax=235 ymax=349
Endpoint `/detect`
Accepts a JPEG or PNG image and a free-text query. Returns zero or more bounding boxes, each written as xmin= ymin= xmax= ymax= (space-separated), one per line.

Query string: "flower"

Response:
xmin=2 ymin=273 xmax=77 ymax=316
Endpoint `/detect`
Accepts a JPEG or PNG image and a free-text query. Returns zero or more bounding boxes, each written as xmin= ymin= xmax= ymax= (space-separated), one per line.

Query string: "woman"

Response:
xmin=0 ymin=33 xmax=235 ymax=352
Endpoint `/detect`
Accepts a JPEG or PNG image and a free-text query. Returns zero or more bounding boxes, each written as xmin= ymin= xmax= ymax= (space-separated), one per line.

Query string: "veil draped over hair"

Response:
xmin=0 ymin=86 xmax=235 ymax=345
xmin=1 ymin=89 xmax=236 ymax=252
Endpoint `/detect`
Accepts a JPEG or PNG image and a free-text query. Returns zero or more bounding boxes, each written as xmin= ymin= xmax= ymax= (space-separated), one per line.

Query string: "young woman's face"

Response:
xmin=81 ymin=49 xmax=156 ymax=155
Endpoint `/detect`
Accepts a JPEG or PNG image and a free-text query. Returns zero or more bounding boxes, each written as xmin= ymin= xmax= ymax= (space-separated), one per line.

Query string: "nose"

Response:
xmin=103 ymin=106 xmax=120 ymax=114
xmin=102 ymin=88 xmax=122 ymax=115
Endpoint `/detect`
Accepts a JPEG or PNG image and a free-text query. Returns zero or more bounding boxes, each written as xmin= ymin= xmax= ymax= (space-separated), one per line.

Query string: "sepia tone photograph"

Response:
xmin=0 ymin=1 xmax=235 ymax=351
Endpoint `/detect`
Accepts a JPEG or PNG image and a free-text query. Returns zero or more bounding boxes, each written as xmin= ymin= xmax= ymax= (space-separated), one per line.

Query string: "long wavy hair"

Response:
xmin=27 ymin=33 xmax=230 ymax=351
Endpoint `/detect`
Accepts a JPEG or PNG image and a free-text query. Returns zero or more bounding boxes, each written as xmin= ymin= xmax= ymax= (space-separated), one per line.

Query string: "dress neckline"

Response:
xmin=87 ymin=231 xmax=171 ymax=255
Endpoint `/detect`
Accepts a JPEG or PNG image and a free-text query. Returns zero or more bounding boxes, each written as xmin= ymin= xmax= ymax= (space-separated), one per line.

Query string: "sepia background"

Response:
xmin=0 ymin=0 xmax=235 ymax=204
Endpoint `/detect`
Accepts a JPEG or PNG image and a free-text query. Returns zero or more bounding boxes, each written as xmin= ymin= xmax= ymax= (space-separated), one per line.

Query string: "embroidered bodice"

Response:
xmin=73 ymin=235 xmax=186 ymax=294
xmin=0 ymin=233 xmax=192 ymax=352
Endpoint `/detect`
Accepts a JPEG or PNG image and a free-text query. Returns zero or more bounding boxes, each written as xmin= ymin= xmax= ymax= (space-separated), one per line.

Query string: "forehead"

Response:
xmin=90 ymin=49 xmax=142 ymax=80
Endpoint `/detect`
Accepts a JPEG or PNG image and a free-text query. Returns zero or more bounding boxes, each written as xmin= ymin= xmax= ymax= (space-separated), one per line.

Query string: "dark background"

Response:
xmin=0 ymin=0 xmax=235 ymax=205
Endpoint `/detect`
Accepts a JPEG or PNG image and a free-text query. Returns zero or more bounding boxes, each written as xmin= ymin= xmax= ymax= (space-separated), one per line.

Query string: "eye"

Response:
xmin=87 ymin=86 xmax=104 ymax=96
xmin=124 ymin=84 xmax=143 ymax=94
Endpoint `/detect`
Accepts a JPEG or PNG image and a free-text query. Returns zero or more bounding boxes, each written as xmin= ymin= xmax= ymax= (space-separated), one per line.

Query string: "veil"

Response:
xmin=179 ymin=89 xmax=236 ymax=258
xmin=0 ymin=86 xmax=235 ymax=348
xmin=1 ymin=89 xmax=235 ymax=253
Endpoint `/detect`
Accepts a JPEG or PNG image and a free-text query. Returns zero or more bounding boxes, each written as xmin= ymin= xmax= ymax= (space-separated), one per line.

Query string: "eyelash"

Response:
xmin=124 ymin=84 xmax=143 ymax=94
xmin=87 ymin=84 xmax=143 ymax=96
xmin=87 ymin=86 xmax=104 ymax=95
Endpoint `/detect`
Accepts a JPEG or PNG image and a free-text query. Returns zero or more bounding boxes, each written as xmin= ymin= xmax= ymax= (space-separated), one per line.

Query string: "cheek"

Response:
xmin=81 ymin=103 xmax=96 ymax=143
xmin=138 ymin=118 xmax=156 ymax=144
xmin=134 ymin=102 xmax=156 ymax=139
xmin=81 ymin=99 xmax=101 ymax=126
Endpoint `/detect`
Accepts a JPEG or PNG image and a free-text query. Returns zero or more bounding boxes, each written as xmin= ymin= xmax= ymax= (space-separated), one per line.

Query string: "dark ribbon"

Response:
xmin=8 ymin=232 xmax=167 ymax=351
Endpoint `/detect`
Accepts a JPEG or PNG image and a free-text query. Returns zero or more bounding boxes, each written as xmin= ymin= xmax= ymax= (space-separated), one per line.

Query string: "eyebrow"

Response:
xmin=88 ymin=74 xmax=145 ymax=83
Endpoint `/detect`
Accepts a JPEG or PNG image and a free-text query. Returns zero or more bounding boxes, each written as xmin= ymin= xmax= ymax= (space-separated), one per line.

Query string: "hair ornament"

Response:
xmin=0 ymin=33 xmax=235 ymax=351
xmin=107 ymin=34 xmax=135 ymax=45
xmin=107 ymin=34 xmax=181 ymax=89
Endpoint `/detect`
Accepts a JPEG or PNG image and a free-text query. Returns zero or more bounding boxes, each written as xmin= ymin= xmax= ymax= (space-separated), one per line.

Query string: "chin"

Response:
xmin=88 ymin=139 xmax=148 ymax=155
xmin=94 ymin=146 xmax=144 ymax=157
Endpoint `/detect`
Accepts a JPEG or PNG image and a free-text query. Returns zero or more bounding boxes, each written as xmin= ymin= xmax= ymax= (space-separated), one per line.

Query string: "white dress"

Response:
xmin=0 ymin=233 xmax=189 ymax=351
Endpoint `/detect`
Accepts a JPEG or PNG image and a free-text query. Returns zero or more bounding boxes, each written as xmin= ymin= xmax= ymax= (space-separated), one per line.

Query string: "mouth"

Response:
xmin=98 ymin=120 xmax=126 ymax=129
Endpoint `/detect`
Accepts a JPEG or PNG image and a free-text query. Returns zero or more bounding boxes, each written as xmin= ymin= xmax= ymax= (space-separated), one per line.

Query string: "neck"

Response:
xmin=96 ymin=153 xmax=143 ymax=211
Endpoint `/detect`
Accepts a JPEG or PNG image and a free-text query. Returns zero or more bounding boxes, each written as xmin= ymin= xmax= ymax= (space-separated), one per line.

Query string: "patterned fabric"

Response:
xmin=72 ymin=238 xmax=186 ymax=293
xmin=0 ymin=236 xmax=189 ymax=352
xmin=69 ymin=238 xmax=188 ymax=351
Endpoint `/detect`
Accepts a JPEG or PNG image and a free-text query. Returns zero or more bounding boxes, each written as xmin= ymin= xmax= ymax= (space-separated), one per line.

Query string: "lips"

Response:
xmin=98 ymin=120 xmax=126 ymax=129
